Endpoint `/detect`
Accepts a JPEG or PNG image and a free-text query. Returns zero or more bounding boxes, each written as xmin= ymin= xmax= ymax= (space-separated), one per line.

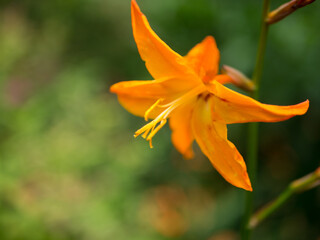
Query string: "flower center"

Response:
xmin=134 ymin=85 xmax=206 ymax=148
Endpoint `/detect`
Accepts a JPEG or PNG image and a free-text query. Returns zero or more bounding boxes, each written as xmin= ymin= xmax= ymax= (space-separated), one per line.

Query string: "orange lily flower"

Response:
xmin=110 ymin=0 xmax=309 ymax=191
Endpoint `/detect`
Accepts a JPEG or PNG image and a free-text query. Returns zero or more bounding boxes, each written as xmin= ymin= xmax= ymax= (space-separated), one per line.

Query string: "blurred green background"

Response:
xmin=0 ymin=0 xmax=319 ymax=239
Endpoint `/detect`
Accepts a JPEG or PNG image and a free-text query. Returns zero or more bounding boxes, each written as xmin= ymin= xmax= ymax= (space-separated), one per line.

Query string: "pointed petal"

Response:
xmin=131 ymin=0 xmax=196 ymax=80
xmin=185 ymin=36 xmax=220 ymax=83
xmin=207 ymin=81 xmax=309 ymax=124
xmin=191 ymin=96 xmax=252 ymax=191
xmin=169 ymin=102 xmax=195 ymax=159
xmin=117 ymin=95 xmax=161 ymax=118
xmin=110 ymin=76 xmax=197 ymax=99
xmin=213 ymin=74 xmax=234 ymax=85
xmin=110 ymin=76 xmax=197 ymax=118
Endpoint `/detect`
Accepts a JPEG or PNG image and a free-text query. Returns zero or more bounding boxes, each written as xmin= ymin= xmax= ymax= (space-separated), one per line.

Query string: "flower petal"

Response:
xmin=110 ymin=76 xmax=197 ymax=118
xmin=131 ymin=0 xmax=196 ymax=80
xmin=207 ymin=81 xmax=309 ymax=124
xmin=117 ymin=95 xmax=161 ymax=118
xmin=169 ymin=102 xmax=195 ymax=159
xmin=185 ymin=36 xmax=220 ymax=83
xmin=191 ymin=95 xmax=252 ymax=191
xmin=213 ymin=74 xmax=234 ymax=85
xmin=110 ymin=77 xmax=197 ymax=99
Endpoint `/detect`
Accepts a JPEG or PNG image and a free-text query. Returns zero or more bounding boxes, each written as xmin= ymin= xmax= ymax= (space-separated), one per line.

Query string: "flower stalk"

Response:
xmin=242 ymin=0 xmax=270 ymax=239
xmin=249 ymin=167 xmax=320 ymax=229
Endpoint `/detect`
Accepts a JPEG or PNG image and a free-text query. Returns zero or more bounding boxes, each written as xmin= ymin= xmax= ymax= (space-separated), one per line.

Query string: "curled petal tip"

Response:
xmin=109 ymin=82 xmax=125 ymax=94
xmin=131 ymin=0 xmax=138 ymax=7
xmin=245 ymin=183 xmax=253 ymax=192
xmin=131 ymin=0 xmax=143 ymax=21
xmin=109 ymin=84 xmax=117 ymax=93
xmin=202 ymin=35 xmax=215 ymax=44
xmin=293 ymin=99 xmax=309 ymax=115
xmin=302 ymin=99 xmax=309 ymax=113
xmin=236 ymin=176 xmax=253 ymax=191
xmin=182 ymin=150 xmax=194 ymax=160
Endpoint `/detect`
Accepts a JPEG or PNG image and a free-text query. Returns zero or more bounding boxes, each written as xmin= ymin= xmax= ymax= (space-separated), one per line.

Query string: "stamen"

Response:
xmin=144 ymin=98 xmax=163 ymax=121
xmin=142 ymin=127 xmax=151 ymax=139
xmin=135 ymin=84 xmax=206 ymax=148
xmin=146 ymin=119 xmax=167 ymax=141
xmin=158 ymin=95 xmax=188 ymax=108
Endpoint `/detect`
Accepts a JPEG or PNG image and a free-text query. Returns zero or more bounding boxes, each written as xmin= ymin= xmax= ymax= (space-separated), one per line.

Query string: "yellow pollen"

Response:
xmin=135 ymin=85 xmax=206 ymax=147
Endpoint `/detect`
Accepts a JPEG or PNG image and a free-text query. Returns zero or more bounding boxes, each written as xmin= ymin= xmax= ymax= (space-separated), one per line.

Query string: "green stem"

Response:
xmin=241 ymin=0 xmax=270 ymax=239
xmin=249 ymin=167 xmax=320 ymax=228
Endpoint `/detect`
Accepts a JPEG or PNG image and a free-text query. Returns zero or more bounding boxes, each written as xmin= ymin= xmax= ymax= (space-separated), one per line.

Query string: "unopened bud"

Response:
xmin=267 ymin=0 xmax=316 ymax=24
xmin=221 ymin=65 xmax=255 ymax=92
